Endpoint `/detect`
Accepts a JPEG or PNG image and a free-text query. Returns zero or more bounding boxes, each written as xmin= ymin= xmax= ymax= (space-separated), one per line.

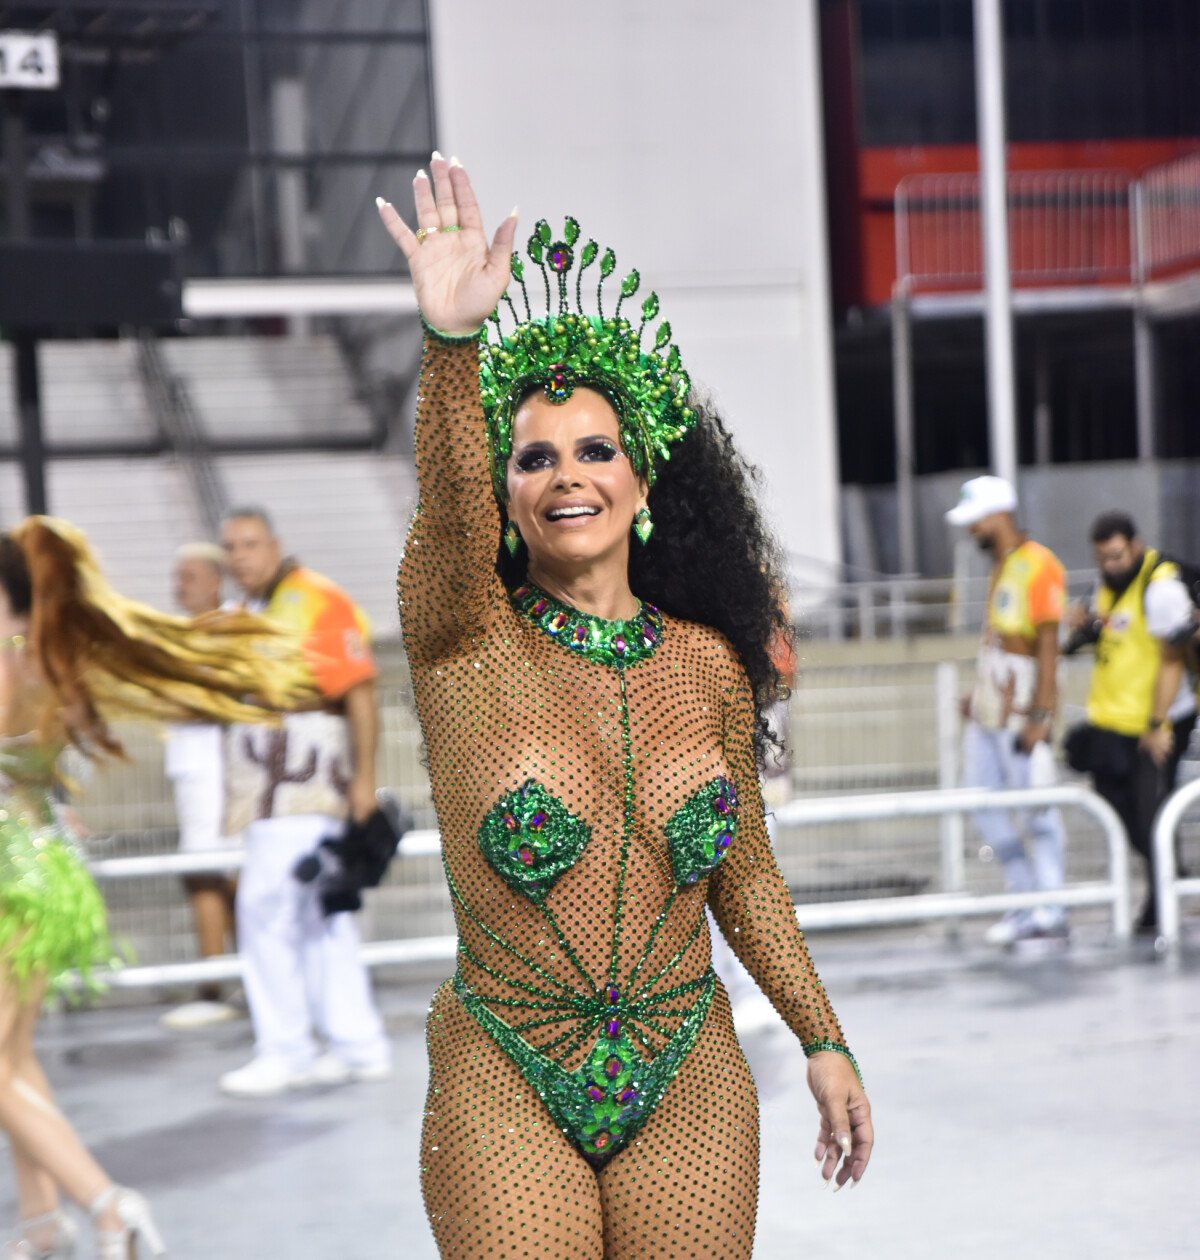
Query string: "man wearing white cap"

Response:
xmin=947 ymin=476 xmax=1069 ymax=948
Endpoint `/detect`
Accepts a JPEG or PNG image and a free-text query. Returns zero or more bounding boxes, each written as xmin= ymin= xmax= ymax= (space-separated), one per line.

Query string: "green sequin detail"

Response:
xmin=665 ymin=775 xmax=740 ymax=888
xmin=477 ymin=779 xmax=590 ymax=901
xmin=455 ymin=968 xmax=716 ymax=1164
xmin=511 ymin=582 xmax=663 ymax=670
xmin=803 ymin=1038 xmax=863 ymax=1085
xmin=479 ymin=216 xmax=696 ymax=499
xmin=0 ymin=800 xmax=115 ymax=999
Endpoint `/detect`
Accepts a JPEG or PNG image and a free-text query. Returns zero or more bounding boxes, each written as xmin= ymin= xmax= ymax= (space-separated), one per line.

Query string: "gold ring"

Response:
xmin=415 ymin=226 xmax=438 ymax=244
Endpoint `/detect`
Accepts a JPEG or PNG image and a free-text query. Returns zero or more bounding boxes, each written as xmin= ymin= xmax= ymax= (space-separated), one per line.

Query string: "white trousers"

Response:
xmin=961 ymin=722 xmax=1067 ymax=929
xmin=237 ymin=814 xmax=388 ymax=1071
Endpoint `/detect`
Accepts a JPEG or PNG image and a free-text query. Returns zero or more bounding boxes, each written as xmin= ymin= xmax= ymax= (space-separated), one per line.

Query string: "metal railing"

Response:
xmin=793 ymin=569 xmax=1095 ymax=640
xmin=1140 ymin=151 xmax=1200 ymax=280
xmin=136 ymin=333 xmax=229 ymax=536
xmin=82 ymin=780 xmax=1130 ymax=989
xmin=895 ymin=169 xmax=1135 ymax=291
xmin=1152 ymin=777 xmax=1200 ymax=953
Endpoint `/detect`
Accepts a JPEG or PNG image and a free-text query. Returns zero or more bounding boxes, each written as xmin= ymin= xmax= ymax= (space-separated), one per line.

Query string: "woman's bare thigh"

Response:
xmin=420 ymin=981 xmax=605 ymax=1259
xmin=598 ymin=985 xmax=760 ymax=1260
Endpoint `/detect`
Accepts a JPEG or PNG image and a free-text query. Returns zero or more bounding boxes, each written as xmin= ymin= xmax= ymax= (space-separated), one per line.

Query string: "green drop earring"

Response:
xmin=503 ymin=522 xmax=522 ymax=557
xmin=632 ymin=507 xmax=653 ymax=545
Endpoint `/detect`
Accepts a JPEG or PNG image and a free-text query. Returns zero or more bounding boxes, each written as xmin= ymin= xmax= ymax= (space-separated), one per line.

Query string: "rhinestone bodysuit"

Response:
xmin=401 ymin=335 xmax=855 ymax=1257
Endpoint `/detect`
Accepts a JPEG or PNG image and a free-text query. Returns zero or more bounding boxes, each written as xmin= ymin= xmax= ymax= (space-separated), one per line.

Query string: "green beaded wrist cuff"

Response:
xmin=419 ymin=313 xmax=484 ymax=345
xmin=803 ymin=1039 xmax=862 ymax=1084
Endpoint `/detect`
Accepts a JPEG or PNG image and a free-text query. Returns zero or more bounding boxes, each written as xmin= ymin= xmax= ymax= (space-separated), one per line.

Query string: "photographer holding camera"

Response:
xmin=1065 ymin=512 xmax=1197 ymax=936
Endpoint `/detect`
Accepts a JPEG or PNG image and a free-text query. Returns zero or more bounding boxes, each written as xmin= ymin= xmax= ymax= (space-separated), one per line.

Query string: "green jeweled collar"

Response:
xmin=511 ymin=582 xmax=663 ymax=669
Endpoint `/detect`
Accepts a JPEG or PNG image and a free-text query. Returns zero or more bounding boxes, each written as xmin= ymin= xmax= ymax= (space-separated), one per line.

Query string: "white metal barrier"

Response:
xmin=85 ymin=783 xmax=1130 ymax=989
xmin=1152 ymin=777 xmax=1200 ymax=953
xmin=776 ymin=785 xmax=1130 ymax=939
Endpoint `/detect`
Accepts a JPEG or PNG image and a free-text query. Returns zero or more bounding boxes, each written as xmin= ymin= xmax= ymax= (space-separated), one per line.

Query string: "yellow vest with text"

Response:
xmin=1086 ymin=549 xmax=1178 ymax=737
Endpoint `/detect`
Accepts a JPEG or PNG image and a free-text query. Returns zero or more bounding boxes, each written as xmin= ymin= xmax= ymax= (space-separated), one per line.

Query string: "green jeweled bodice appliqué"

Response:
xmin=449 ymin=587 xmax=744 ymax=1164
xmin=477 ymin=780 xmax=590 ymax=900
xmin=510 ymin=582 xmax=663 ymax=669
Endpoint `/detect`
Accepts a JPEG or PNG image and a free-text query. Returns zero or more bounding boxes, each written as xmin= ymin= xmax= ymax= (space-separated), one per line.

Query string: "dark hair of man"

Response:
xmin=496 ymin=397 xmax=792 ymax=767
xmin=223 ymin=506 xmax=276 ymax=535
xmin=1090 ymin=512 xmax=1138 ymax=545
xmin=0 ymin=535 xmax=32 ymax=615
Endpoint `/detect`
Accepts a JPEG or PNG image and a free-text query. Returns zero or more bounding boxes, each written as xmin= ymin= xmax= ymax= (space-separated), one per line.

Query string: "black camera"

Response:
xmin=1063 ymin=617 xmax=1103 ymax=656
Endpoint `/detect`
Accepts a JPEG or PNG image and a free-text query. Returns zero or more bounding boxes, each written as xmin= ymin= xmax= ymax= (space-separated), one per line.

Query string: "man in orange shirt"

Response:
xmin=947 ymin=476 xmax=1069 ymax=949
xmin=217 ymin=507 xmax=390 ymax=1097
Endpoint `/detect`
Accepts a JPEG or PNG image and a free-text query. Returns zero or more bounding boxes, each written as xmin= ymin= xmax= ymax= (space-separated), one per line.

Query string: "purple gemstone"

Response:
xmin=713 ymin=796 xmax=731 ymax=816
xmin=605 ymin=1056 xmax=622 ymax=1079
xmin=716 ymin=831 xmax=733 ymax=851
xmin=502 ymin=812 xmax=518 ymax=832
xmin=586 ymin=1084 xmax=605 ymax=1103
xmin=616 ymin=1087 xmax=637 ymax=1104
xmin=573 ymin=625 xmax=588 ymax=644
xmin=550 ymin=611 xmax=568 ymax=631
xmin=612 ymin=635 xmax=627 ymax=653
xmin=686 ymin=872 xmax=699 ymax=885
xmin=514 ymin=584 xmax=530 ymax=599
xmin=529 ymin=811 xmax=547 ymax=831
xmin=593 ymin=1131 xmax=611 ymax=1151
xmin=548 ymin=244 xmax=573 ymax=273
xmin=605 ymin=1017 xmax=620 ymax=1039
xmin=517 ymin=846 xmax=535 ymax=867
xmin=531 ymin=599 xmax=548 ymax=616
xmin=606 ymin=985 xmax=620 ymax=1005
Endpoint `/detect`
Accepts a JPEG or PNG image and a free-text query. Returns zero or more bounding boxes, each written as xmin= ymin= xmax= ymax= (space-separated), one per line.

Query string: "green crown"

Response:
xmin=479 ymin=217 xmax=696 ymax=499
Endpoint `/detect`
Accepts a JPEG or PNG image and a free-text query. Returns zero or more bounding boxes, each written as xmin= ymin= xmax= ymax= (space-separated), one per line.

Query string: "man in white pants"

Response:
xmin=218 ymin=507 xmax=391 ymax=1097
xmin=162 ymin=542 xmax=241 ymax=1031
xmin=947 ymin=476 xmax=1070 ymax=949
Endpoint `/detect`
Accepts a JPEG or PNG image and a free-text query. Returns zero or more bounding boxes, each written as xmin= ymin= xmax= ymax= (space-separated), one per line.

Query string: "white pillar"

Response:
xmin=973 ymin=0 xmax=1018 ymax=487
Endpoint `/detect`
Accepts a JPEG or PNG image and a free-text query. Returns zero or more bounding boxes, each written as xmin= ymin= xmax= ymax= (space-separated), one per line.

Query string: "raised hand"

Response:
xmin=376 ymin=152 xmax=518 ymax=337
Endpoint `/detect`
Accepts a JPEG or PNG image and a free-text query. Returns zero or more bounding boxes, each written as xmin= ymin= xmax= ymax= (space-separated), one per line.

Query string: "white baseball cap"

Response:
xmin=945 ymin=475 xmax=1018 ymax=526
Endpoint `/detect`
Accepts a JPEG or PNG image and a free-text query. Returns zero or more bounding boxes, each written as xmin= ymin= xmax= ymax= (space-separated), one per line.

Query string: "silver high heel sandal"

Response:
xmin=2 ymin=1209 xmax=78 ymax=1259
xmin=89 ymin=1188 xmax=165 ymax=1260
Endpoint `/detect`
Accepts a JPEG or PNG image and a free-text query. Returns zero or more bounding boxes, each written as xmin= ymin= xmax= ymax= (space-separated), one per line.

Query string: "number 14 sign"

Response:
xmin=0 ymin=31 xmax=60 ymax=90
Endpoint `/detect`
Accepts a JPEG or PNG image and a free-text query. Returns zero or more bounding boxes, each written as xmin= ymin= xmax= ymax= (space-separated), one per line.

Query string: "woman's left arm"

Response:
xmin=707 ymin=654 xmax=874 ymax=1187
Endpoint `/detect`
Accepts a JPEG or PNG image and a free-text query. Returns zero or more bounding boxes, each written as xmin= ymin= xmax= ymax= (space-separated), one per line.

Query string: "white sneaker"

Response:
xmin=160 ymin=1000 xmax=239 ymax=1031
xmin=983 ymin=916 xmax=1028 ymax=948
xmin=218 ymin=1056 xmax=315 ymax=1098
xmin=310 ymin=1051 xmax=393 ymax=1086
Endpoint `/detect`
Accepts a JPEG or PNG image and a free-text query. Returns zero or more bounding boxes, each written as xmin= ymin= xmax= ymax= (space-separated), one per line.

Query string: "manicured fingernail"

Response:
xmin=375 ymin=196 xmax=386 ymax=209
xmin=432 ymin=149 xmax=444 ymax=161
xmin=510 ymin=204 xmax=519 ymax=218
xmin=834 ymin=1177 xmax=856 ymax=1193
xmin=449 ymin=155 xmax=462 ymax=168
xmin=837 ymin=1133 xmax=852 ymax=1156
xmin=415 ymin=169 xmax=428 ymax=181
xmin=824 ymin=1173 xmax=834 ymax=1190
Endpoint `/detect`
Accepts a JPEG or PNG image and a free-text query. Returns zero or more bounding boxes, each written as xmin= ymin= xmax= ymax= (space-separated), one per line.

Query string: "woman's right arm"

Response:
xmin=378 ymin=155 xmax=518 ymax=664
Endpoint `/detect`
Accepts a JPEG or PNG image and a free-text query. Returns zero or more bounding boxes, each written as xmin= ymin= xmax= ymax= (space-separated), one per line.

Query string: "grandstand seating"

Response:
xmin=160 ymin=335 xmax=375 ymax=443
xmin=0 ymin=337 xmax=415 ymax=633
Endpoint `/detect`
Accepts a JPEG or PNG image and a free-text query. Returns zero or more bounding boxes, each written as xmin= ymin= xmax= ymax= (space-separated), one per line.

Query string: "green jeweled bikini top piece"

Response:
xmin=511 ymin=583 xmax=664 ymax=670
xmin=479 ymin=216 xmax=697 ymax=499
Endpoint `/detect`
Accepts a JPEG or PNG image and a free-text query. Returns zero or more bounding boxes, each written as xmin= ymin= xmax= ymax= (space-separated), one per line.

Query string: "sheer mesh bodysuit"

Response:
xmin=401 ymin=336 xmax=853 ymax=1259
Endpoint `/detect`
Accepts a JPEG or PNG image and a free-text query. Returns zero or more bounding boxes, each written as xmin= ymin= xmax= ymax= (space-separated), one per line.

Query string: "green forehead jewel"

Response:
xmin=478 ymin=216 xmax=696 ymax=500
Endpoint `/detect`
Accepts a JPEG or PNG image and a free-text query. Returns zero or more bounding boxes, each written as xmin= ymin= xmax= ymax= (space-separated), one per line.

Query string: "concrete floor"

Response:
xmin=3 ymin=921 xmax=1197 ymax=1259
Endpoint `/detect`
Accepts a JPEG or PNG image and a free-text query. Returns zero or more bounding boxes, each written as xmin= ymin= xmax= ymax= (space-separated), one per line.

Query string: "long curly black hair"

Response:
xmin=497 ymin=397 xmax=792 ymax=765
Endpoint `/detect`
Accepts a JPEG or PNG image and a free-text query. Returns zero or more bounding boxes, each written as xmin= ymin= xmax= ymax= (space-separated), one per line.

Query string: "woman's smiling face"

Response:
xmin=504 ymin=387 xmax=646 ymax=575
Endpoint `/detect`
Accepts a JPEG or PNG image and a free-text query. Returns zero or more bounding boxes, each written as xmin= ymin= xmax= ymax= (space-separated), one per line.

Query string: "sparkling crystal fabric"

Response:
xmin=400 ymin=336 xmax=851 ymax=1258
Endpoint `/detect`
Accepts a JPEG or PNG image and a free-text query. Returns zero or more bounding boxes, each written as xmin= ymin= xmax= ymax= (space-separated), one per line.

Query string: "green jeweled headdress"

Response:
xmin=480 ymin=216 xmax=696 ymax=499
